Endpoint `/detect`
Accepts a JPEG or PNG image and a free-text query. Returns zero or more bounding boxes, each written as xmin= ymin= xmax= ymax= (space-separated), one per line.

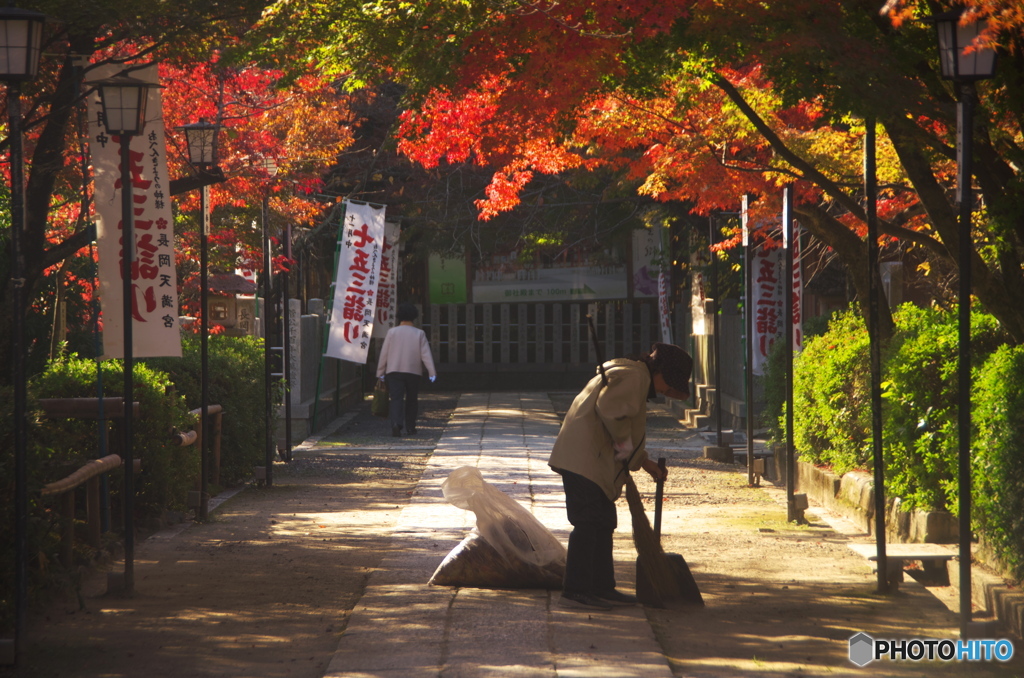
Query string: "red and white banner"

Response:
xmin=88 ymin=64 xmax=181 ymax=358
xmin=752 ymin=247 xmax=783 ymax=376
xmin=325 ymin=201 xmax=387 ymax=363
xmin=789 ymin=223 xmax=804 ymax=353
xmin=371 ymin=221 xmax=401 ymax=339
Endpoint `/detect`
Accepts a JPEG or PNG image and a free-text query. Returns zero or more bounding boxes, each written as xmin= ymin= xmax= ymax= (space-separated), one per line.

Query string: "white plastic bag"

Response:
xmin=429 ymin=466 xmax=566 ymax=589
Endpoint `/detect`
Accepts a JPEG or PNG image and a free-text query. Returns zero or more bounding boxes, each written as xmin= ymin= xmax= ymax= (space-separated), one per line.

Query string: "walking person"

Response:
xmin=376 ymin=302 xmax=437 ymax=437
xmin=548 ymin=342 xmax=692 ymax=610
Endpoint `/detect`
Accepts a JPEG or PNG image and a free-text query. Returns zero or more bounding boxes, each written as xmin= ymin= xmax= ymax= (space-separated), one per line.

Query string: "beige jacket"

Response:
xmin=375 ymin=325 xmax=437 ymax=378
xmin=548 ymin=358 xmax=650 ymax=501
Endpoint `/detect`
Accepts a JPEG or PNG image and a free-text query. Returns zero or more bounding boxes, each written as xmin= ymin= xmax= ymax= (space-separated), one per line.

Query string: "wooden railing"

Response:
xmin=41 ymin=454 xmax=126 ymax=566
xmin=36 ymin=398 xmax=225 ymax=565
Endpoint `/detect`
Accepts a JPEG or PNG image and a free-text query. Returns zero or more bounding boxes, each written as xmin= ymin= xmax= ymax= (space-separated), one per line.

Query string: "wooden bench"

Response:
xmin=847 ymin=542 xmax=956 ymax=590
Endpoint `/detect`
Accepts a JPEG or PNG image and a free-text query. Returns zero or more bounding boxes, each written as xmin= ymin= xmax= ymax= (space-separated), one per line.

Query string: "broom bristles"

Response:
xmin=624 ymin=473 xmax=680 ymax=601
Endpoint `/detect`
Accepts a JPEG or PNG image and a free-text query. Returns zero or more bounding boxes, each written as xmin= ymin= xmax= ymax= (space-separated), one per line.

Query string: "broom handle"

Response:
xmin=586 ymin=314 xmax=608 ymax=387
xmin=654 ymin=457 xmax=666 ymax=542
xmin=588 ymin=314 xmax=648 ymax=481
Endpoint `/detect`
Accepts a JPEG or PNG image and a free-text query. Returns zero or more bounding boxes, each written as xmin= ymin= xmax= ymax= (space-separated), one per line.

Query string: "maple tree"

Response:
xmin=258 ymin=0 xmax=1024 ymax=344
xmin=0 ymin=0 xmax=357 ymax=380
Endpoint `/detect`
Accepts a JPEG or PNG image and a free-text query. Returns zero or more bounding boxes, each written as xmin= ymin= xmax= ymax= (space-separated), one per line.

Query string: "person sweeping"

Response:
xmin=548 ymin=342 xmax=693 ymax=611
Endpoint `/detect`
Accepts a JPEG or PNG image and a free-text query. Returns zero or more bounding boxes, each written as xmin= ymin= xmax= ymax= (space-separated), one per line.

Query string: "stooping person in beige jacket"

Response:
xmin=548 ymin=342 xmax=692 ymax=611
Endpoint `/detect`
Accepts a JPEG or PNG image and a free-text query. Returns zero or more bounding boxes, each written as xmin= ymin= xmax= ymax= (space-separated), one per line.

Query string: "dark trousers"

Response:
xmin=559 ymin=468 xmax=617 ymax=595
xmin=385 ymin=372 xmax=421 ymax=432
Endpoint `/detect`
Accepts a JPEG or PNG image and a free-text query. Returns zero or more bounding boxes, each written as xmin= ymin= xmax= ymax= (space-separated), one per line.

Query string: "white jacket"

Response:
xmin=376 ymin=324 xmax=437 ymax=378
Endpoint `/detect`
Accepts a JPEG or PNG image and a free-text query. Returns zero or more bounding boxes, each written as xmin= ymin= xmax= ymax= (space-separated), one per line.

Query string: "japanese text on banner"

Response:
xmin=88 ymin=63 xmax=181 ymax=359
xmin=371 ymin=221 xmax=401 ymax=339
xmin=752 ymin=247 xmax=783 ymax=375
xmin=325 ymin=202 xmax=387 ymax=363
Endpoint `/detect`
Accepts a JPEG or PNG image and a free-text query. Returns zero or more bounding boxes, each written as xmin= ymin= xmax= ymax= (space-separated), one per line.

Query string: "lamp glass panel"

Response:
xmin=956 ymin=21 xmax=980 ymax=77
xmin=101 ymin=84 xmax=148 ymax=134
xmin=0 ymin=18 xmax=43 ymax=78
xmin=936 ymin=20 xmax=957 ymax=78
xmin=956 ymin=20 xmax=995 ymax=77
xmin=187 ymin=127 xmax=216 ymax=166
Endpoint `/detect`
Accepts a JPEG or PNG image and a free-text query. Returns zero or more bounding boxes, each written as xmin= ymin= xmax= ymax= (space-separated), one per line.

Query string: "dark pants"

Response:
xmin=559 ymin=468 xmax=617 ymax=595
xmin=385 ymin=372 xmax=421 ymax=432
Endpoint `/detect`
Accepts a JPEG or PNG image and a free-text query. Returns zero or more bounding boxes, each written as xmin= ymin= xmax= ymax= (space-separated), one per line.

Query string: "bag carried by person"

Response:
xmin=371 ymin=379 xmax=389 ymax=418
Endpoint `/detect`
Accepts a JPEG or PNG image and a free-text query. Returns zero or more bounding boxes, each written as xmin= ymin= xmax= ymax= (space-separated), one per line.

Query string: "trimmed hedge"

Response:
xmin=784 ymin=304 xmax=1023 ymax=578
xmin=790 ymin=310 xmax=872 ymax=476
xmin=31 ymin=354 xmax=197 ymax=517
xmin=973 ymin=345 xmax=1024 ymax=579
xmin=146 ymin=334 xmax=266 ymax=486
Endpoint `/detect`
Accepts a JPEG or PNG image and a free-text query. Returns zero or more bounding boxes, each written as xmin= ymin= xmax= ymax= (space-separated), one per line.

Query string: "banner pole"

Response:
xmin=311 ymin=203 xmax=347 ymax=433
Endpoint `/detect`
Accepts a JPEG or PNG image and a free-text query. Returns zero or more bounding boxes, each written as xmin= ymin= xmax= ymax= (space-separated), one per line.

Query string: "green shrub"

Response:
xmin=0 ymin=384 xmax=56 ymax=632
xmin=147 ymin=334 xmax=266 ymax=486
xmin=791 ymin=310 xmax=872 ymax=474
xmin=762 ymin=313 xmax=830 ymax=443
xmin=973 ymin=345 xmax=1024 ymax=580
xmin=880 ymin=305 xmax=1004 ymax=510
xmin=30 ymin=354 xmax=197 ymax=518
xmin=789 ymin=304 xmax=1006 ymax=512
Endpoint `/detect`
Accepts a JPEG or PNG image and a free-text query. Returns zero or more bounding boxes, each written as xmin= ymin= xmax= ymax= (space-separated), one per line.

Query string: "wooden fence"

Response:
xmin=418 ymin=300 xmax=690 ymax=371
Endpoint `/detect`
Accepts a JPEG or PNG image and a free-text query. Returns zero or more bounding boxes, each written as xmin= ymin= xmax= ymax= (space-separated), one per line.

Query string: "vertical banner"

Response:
xmin=371 ymin=221 xmax=401 ymax=339
xmin=88 ymin=64 xmax=181 ymax=358
xmin=790 ymin=223 xmax=804 ymax=353
xmin=657 ymin=226 xmax=673 ymax=344
xmin=631 ymin=228 xmax=659 ymax=298
xmin=325 ymin=201 xmax=387 ymax=363
xmin=752 ymin=247 xmax=783 ymax=375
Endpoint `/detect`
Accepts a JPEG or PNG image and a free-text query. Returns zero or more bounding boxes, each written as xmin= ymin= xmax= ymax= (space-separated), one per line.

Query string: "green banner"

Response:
xmin=428 ymin=253 xmax=468 ymax=304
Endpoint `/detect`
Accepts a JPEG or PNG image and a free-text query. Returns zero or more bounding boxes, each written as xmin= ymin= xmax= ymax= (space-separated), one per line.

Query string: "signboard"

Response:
xmin=88 ymin=63 xmax=181 ymax=358
xmin=470 ymin=248 xmax=627 ymax=303
xmin=325 ymin=201 xmax=386 ymax=363
xmin=428 ymin=252 xmax=468 ymax=304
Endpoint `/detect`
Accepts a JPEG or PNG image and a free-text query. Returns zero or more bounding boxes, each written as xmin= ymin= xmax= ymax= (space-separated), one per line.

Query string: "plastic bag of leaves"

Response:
xmin=429 ymin=466 xmax=566 ymax=589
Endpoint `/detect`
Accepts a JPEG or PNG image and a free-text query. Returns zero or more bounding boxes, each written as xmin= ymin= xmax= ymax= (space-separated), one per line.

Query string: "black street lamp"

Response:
xmin=929 ymin=8 xmax=997 ymax=636
xmin=864 ymin=118 xmax=889 ymax=594
xmin=260 ymin=156 xmax=278 ymax=487
xmin=1 ymin=4 xmax=45 ymax=658
xmin=180 ymin=120 xmax=220 ymax=520
xmin=92 ymin=73 xmax=159 ymax=597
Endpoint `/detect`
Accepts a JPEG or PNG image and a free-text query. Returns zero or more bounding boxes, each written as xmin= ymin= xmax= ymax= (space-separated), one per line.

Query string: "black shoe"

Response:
xmin=595 ymin=589 xmax=638 ymax=606
xmin=391 ymin=425 xmax=401 ymax=437
xmin=559 ymin=591 xmax=613 ymax=611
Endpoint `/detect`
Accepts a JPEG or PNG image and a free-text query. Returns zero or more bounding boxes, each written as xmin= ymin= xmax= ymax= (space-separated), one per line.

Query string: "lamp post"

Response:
xmin=260 ymin=156 xmax=278 ymax=487
xmin=781 ymin=187 xmax=797 ymax=522
xmin=930 ymin=8 xmax=997 ymax=635
xmin=92 ymin=73 xmax=159 ymax=597
xmin=864 ymin=117 xmax=889 ymax=594
xmin=708 ymin=215 xmax=723 ymax=446
xmin=281 ymin=204 xmax=293 ymax=463
xmin=180 ymin=120 xmax=220 ymax=519
xmin=1 ymin=5 xmax=45 ymax=656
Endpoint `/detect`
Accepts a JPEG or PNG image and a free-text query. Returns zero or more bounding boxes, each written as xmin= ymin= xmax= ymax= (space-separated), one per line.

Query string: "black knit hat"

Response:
xmin=650 ymin=343 xmax=693 ymax=393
